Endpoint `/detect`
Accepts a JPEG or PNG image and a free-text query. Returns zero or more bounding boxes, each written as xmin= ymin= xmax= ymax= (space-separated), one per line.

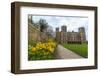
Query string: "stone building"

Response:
xmin=56 ymin=25 xmax=86 ymax=44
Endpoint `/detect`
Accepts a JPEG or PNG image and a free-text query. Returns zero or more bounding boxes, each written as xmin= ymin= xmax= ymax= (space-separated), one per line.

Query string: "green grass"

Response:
xmin=62 ymin=43 xmax=88 ymax=58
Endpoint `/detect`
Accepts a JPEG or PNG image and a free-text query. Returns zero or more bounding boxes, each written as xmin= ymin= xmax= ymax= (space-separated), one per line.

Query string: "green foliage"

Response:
xmin=28 ymin=39 xmax=56 ymax=61
xmin=28 ymin=40 xmax=36 ymax=47
xmin=63 ymin=43 xmax=88 ymax=58
xmin=28 ymin=48 xmax=54 ymax=60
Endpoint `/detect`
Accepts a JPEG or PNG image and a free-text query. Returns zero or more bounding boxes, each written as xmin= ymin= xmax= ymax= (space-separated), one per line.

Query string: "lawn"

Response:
xmin=62 ymin=43 xmax=88 ymax=58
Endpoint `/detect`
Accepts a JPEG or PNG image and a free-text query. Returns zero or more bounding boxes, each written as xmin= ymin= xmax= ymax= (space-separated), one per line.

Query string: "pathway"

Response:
xmin=55 ymin=44 xmax=83 ymax=59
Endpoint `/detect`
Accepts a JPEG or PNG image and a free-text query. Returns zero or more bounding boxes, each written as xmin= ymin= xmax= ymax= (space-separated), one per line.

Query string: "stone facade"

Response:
xmin=56 ymin=26 xmax=86 ymax=44
xmin=28 ymin=22 xmax=41 ymax=42
xmin=28 ymin=22 xmax=51 ymax=43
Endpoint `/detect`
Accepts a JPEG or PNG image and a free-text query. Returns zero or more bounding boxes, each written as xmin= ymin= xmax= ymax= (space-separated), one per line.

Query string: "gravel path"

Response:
xmin=55 ymin=44 xmax=83 ymax=59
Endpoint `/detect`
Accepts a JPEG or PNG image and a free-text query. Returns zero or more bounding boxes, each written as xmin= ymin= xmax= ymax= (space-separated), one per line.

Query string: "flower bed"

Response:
xmin=28 ymin=39 xmax=56 ymax=60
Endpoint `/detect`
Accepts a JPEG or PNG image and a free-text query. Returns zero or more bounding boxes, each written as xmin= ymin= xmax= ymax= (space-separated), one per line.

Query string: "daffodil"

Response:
xmin=32 ymin=47 xmax=36 ymax=52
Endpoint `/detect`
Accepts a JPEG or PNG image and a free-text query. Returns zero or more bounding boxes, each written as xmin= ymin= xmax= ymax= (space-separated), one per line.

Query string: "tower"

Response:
xmin=56 ymin=27 xmax=59 ymax=32
xmin=61 ymin=25 xmax=67 ymax=43
xmin=61 ymin=26 xmax=67 ymax=32
xmin=56 ymin=27 xmax=60 ymax=43
xmin=79 ymin=27 xmax=86 ymax=42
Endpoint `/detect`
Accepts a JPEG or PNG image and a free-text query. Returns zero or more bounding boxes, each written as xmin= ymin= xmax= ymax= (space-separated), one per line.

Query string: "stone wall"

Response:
xmin=28 ymin=23 xmax=49 ymax=43
xmin=28 ymin=23 xmax=40 ymax=42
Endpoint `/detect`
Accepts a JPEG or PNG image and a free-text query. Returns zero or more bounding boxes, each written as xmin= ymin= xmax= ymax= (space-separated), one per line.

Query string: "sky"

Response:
xmin=31 ymin=15 xmax=88 ymax=40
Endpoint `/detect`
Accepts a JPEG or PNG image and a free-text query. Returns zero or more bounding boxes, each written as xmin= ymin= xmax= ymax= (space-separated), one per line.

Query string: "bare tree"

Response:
xmin=39 ymin=19 xmax=48 ymax=32
xmin=46 ymin=26 xmax=54 ymax=37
